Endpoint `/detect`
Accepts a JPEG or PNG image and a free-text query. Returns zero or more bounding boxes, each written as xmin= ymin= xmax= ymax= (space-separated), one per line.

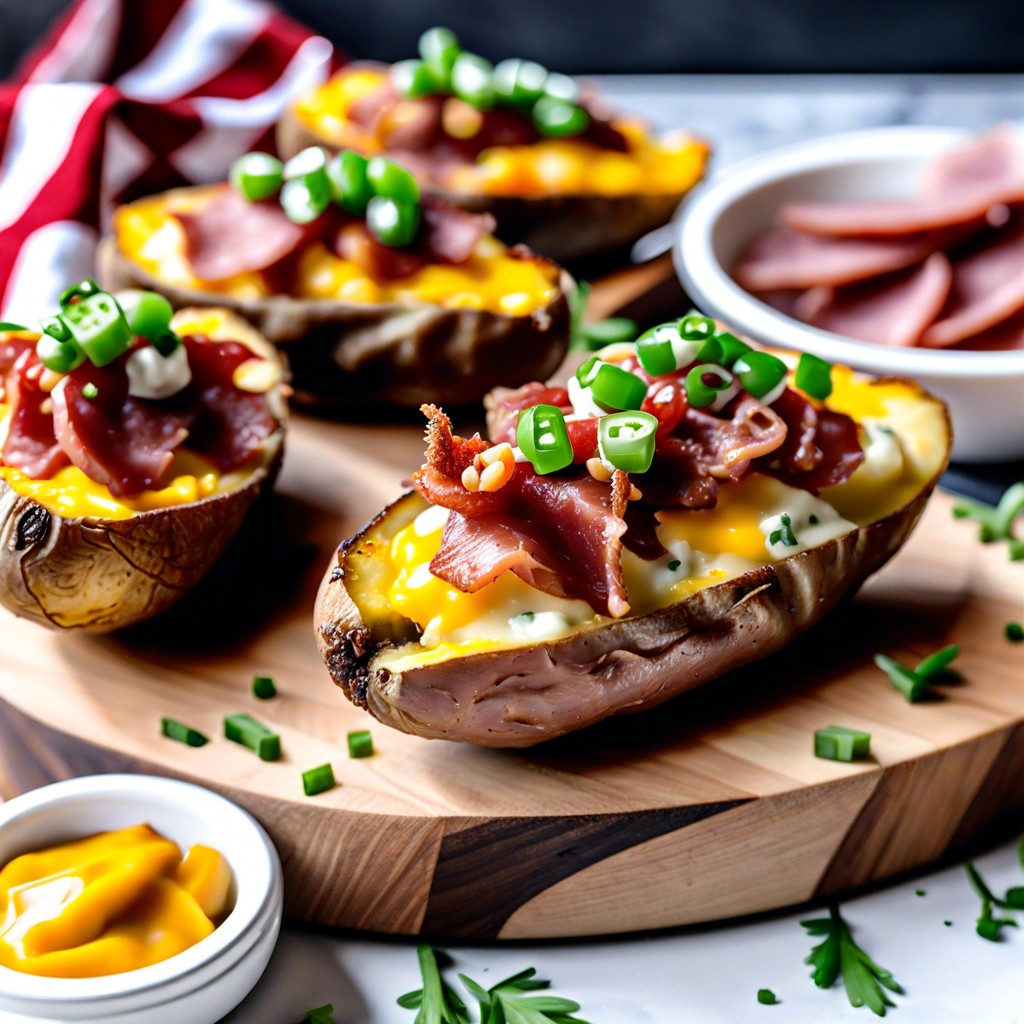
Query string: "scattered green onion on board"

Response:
xmin=952 ymin=481 xmax=1024 ymax=560
xmin=1006 ymin=622 xmax=1024 ymax=642
xmin=874 ymin=644 xmax=961 ymax=702
xmin=224 ymin=713 xmax=281 ymax=761
xmin=161 ymin=717 xmax=209 ymax=748
xmin=814 ymin=725 xmax=871 ymax=762
xmin=757 ymin=988 xmax=778 ymax=1006
xmin=347 ymin=729 xmax=374 ymax=758
xmin=302 ymin=763 xmax=337 ymax=797
xmin=252 ymin=675 xmax=278 ymax=700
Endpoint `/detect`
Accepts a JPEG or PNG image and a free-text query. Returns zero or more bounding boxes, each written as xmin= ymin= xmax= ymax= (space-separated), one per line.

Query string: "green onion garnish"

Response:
xmin=252 ymin=675 xmax=277 ymax=700
xmin=667 ymin=559 xmax=681 ymax=571
xmin=516 ymin=403 xmax=573 ymax=475
xmin=161 ymin=717 xmax=209 ymax=748
xmin=60 ymin=289 xmax=132 ymax=367
xmin=598 ymin=410 xmax=659 ymax=474
xmin=685 ymin=363 xmax=732 ymax=409
xmin=36 ymin=332 xmax=85 ymax=373
xmin=576 ymin=317 xmax=637 ymax=351
xmin=493 ymin=57 xmax=548 ymax=106
xmin=814 ymin=725 xmax=871 ymax=762
xmin=768 ymin=513 xmax=798 ymax=547
xmin=794 ymin=352 xmax=833 ymax=400
xmin=118 ymin=289 xmax=173 ymax=340
xmin=390 ymin=58 xmax=442 ymax=99
xmin=418 ymin=26 xmax=461 ymax=83
xmin=298 ymin=1004 xmax=336 ymax=1024
xmin=542 ymin=71 xmax=580 ymax=103
xmin=326 ymin=150 xmax=373 ymax=215
xmin=678 ymin=312 xmax=716 ymax=342
xmin=224 ymin=713 xmax=281 ymax=761
xmin=366 ymin=195 xmax=421 ymax=248
xmin=532 ymin=96 xmax=588 ymax=137
xmin=40 ymin=315 xmax=71 ymax=343
xmin=81 ymin=382 xmax=98 ymax=399
xmin=229 ymin=151 xmax=284 ymax=201
xmin=450 ymin=52 xmax=496 ymax=110
xmin=874 ymin=653 xmax=931 ymax=702
xmin=366 ymin=156 xmax=420 ymax=205
xmin=756 ymin=989 xmax=778 ymax=1006
xmin=734 ymin=351 xmax=787 ymax=400
xmin=952 ymin=481 xmax=1024 ymax=549
xmin=0 ymin=321 xmax=28 ymax=332
xmin=914 ymin=643 xmax=960 ymax=681
xmin=59 ymin=278 xmax=101 ymax=305
xmin=150 ymin=331 xmax=181 ymax=357
xmin=576 ymin=357 xmax=647 ymax=411
xmin=716 ymin=331 xmax=752 ymax=368
xmin=302 ymin=763 xmax=336 ymax=797
xmin=347 ymin=729 xmax=374 ymax=759
xmin=281 ymin=175 xmax=331 ymax=225
xmin=1006 ymin=622 xmax=1024 ymax=643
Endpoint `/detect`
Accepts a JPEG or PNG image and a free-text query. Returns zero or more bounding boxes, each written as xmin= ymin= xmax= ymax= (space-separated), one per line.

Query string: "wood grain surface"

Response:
xmin=0 ymin=265 xmax=1020 ymax=938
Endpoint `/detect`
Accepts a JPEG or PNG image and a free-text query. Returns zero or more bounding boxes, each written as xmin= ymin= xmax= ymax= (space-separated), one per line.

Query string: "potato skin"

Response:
xmin=277 ymin=106 xmax=696 ymax=263
xmin=0 ymin=311 xmax=285 ymax=632
xmin=98 ymin=232 xmax=572 ymax=409
xmin=317 ymin=462 xmax=944 ymax=747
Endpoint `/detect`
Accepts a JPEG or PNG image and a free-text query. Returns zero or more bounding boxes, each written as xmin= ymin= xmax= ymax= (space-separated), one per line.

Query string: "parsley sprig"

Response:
xmin=873 ymin=644 xmax=960 ymax=702
xmin=965 ymin=839 xmax=1024 ymax=941
xmin=952 ymin=481 xmax=1024 ymax=560
xmin=801 ymin=904 xmax=903 ymax=1016
xmin=399 ymin=947 xmax=589 ymax=1024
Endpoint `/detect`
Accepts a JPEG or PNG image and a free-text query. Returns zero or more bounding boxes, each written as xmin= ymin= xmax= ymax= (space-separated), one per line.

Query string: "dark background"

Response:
xmin=1 ymin=0 xmax=1023 ymax=77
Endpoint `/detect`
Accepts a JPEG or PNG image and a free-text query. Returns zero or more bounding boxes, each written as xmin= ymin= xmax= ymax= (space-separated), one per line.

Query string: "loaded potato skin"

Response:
xmin=0 ymin=307 xmax=285 ymax=632
xmin=316 ymin=319 xmax=951 ymax=747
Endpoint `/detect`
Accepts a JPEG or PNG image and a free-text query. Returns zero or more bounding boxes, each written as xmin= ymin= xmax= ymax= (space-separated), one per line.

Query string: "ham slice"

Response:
xmin=734 ymin=227 xmax=946 ymax=291
xmin=174 ymin=186 xmax=331 ymax=281
xmin=920 ymin=220 xmax=1024 ymax=347
xmin=2 ymin=350 xmax=69 ymax=479
xmin=798 ymin=252 xmax=953 ymax=347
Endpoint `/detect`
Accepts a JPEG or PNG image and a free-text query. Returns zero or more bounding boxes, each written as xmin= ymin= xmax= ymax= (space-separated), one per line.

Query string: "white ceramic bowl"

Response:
xmin=0 ymin=775 xmax=282 ymax=1024
xmin=675 ymin=125 xmax=1024 ymax=463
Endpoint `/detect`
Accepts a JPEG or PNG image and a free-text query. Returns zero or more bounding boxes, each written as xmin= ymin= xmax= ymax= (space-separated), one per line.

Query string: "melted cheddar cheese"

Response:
xmin=113 ymin=189 xmax=560 ymax=316
xmin=370 ymin=370 xmax=948 ymax=670
xmin=292 ymin=68 xmax=709 ymax=198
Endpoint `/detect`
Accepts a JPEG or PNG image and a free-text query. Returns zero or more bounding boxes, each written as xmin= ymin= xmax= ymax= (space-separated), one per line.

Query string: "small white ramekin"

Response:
xmin=675 ymin=125 xmax=1024 ymax=463
xmin=0 ymin=774 xmax=282 ymax=1024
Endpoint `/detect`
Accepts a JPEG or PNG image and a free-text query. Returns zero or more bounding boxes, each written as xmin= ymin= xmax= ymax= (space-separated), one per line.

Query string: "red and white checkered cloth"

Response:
xmin=0 ymin=0 xmax=339 ymax=323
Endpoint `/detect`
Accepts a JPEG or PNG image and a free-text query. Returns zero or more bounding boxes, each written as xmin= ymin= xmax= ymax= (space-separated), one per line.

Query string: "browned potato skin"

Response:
xmin=277 ymin=107 xmax=693 ymax=263
xmin=316 ymin=421 xmax=950 ymax=748
xmin=0 ymin=311 xmax=286 ymax=632
xmin=98 ymin=232 xmax=572 ymax=409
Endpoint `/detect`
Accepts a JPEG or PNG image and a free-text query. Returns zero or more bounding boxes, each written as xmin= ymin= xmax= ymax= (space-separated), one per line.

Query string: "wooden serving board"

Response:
xmin=0 ymin=408 xmax=1022 ymax=939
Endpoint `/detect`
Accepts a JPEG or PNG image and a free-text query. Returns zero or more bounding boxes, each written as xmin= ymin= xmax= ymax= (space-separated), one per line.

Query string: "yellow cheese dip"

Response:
xmin=0 ymin=824 xmax=232 ymax=978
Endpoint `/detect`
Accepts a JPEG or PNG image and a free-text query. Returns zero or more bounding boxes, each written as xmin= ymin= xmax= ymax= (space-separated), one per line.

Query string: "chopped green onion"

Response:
xmin=635 ymin=322 xmax=701 ymax=376
xmin=366 ymin=196 xmax=421 ymax=248
xmin=576 ymin=357 xmax=647 ymax=411
xmin=814 ymin=725 xmax=871 ymax=762
xmin=0 ymin=321 xmax=28 ymax=332
xmin=302 ymin=763 xmax=336 ymax=797
xmin=40 ymin=315 xmax=71 ymax=343
xmin=685 ymin=363 xmax=732 ymax=409
xmin=696 ymin=335 xmax=723 ymax=365
xmin=916 ymin=889 xmax=927 ymax=897
xmin=281 ymin=176 xmax=331 ymax=224
xmin=450 ymin=52 xmax=496 ymax=110
xmin=577 ymin=317 xmax=637 ymax=351
xmin=347 ymin=729 xmax=374 ymax=759
xmin=599 ymin=410 xmax=659 ymax=474
xmin=228 ymin=151 xmax=283 ymax=201
xmin=493 ymin=58 xmax=548 ymax=106
xmin=283 ymin=146 xmax=328 ymax=181
xmin=914 ymin=643 xmax=960 ymax=680
xmin=756 ymin=989 xmax=778 ymax=1006
xmin=61 ymin=291 xmax=132 ymax=367
xmin=224 ymin=713 xmax=281 ymax=761
xmin=716 ymin=332 xmax=752 ymax=368
xmin=509 ymin=611 xmax=535 ymax=626
xmin=734 ymin=351 xmax=788 ymax=399
xmin=59 ymin=279 xmax=101 ymax=306
xmin=516 ymin=403 xmax=573 ymax=475
xmin=326 ymin=150 xmax=373 ymax=216
xmin=768 ymin=513 xmax=798 ymax=547
xmin=418 ymin=26 xmax=461 ymax=83
xmin=252 ymin=675 xmax=277 ymax=700
xmin=667 ymin=559 xmax=681 ymax=571
xmin=795 ymin=352 xmax=833 ymax=400
xmin=1006 ymin=622 xmax=1024 ymax=643
xmin=953 ymin=481 xmax=1024 ymax=548
xmin=390 ymin=58 xmax=442 ymax=99
xmin=542 ymin=71 xmax=580 ymax=103
xmin=299 ymin=1004 xmax=336 ymax=1024
xmin=533 ymin=97 xmax=589 ymax=137
xmin=161 ymin=716 xmax=208 ymax=748
xmin=678 ymin=312 xmax=716 ymax=342
xmin=874 ymin=653 xmax=930 ymax=702
xmin=36 ymin=332 xmax=85 ymax=373
xmin=150 ymin=331 xmax=181 ymax=357
xmin=119 ymin=290 xmax=173 ymax=340
xmin=81 ymin=382 xmax=98 ymax=399
xmin=366 ymin=156 xmax=420 ymax=204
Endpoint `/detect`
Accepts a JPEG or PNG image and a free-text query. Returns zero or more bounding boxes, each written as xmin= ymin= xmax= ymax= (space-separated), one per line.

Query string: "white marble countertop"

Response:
xmin=225 ymin=75 xmax=1024 ymax=1023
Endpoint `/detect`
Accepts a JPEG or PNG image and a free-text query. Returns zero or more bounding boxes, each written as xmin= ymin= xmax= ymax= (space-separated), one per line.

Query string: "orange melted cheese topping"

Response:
xmin=113 ymin=187 xmax=560 ymax=316
xmin=293 ymin=68 xmax=709 ymax=198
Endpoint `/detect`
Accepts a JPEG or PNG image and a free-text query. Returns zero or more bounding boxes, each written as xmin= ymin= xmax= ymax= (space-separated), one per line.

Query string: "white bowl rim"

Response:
xmin=675 ymin=123 xmax=1024 ymax=378
xmin=0 ymin=774 xmax=279 ymax=1005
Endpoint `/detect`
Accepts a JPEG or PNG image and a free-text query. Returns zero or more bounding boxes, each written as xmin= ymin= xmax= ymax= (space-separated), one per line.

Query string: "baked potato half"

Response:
xmin=316 ymin=326 xmax=951 ymax=747
xmin=98 ymin=180 xmax=571 ymax=409
xmin=0 ymin=306 xmax=285 ymax=631
xmin=277 ymin=62 xmax=708 ymax=263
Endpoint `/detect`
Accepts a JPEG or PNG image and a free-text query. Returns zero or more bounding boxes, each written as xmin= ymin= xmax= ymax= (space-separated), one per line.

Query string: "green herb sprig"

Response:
xmin=399 ymin=946 xmax=589 ymax=1024
xmin=965 ymin=847 xmax=1024 ymax=942
xmin=952 ymin=481 xmax=1024 ymax=560
xmin=801 ymin=904 xmax=903 ymax=1017
xmin=567 ymin=280 xmax=639 ymax=354
xmin=873 ymin=643 xmax=960 ymax=702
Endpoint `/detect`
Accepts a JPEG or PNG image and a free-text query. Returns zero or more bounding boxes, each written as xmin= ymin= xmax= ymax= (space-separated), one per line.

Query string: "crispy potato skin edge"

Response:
xmin=276 ymin=106 xmax=695 ymax=263
xmin=97 ymin=229 xmax=572 ymax=410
